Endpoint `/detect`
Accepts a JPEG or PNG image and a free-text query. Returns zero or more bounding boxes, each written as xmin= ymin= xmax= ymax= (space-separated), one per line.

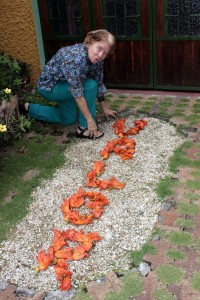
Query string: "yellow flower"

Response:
xmin=4 ymin=88 xmax=11 ymax=94
xmin=0 ymin=124 xmax=7 ymax=132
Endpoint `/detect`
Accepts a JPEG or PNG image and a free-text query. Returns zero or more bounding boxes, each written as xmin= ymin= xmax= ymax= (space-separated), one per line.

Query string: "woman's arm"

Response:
xmin=75 ymin=96 xmax=98 ymax=138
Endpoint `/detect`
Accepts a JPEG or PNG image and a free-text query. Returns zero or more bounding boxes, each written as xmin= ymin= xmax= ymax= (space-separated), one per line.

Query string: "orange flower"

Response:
xmin=85 ymin=162 xmax=106 ymax=188
xmin=61 ymin=199 xmax=70 ymax=214
xmin=53 ymin=237 xmax=67 ymax=252
xmin=134 ymin=119 xmax=148 ymax=130
xmin=82 ymin=241 xmax=93 ymax=251
xmin=97 ymin=177 xmax=125 ymax=190
xmin=92 ymin=206 xmax=104 ymax=218
xmin=97 ymin=180 xmax=109 ymax=190
xmin=69 ymin=187 xmax=85 ymax=208
xmin=87 ymin=201 xmax=104 ymax=208
xmin=107 ymin=177 xmax=125 ymax=189
xmin=113 ymin=146 xmax=135 ymax=160
xmin=64 ymin=228 xmax=84 ymax=242
xmin=85 ymin=171 xmax=99 ymax=188
xmin=113 ymin=118 xmax=126 ymax=135
xmin=56 ymin=258 xmax=68 ymax=268
xmin=85 ymin=191 xmax=108 ymax=205
xmin=54 ymin=265 xmax=71 ymax=281
xmin=55 ymin=248 xmax=73 ymax=260
xmin=67 ymin=210 xmax=94 ymax=225
xmin=52 ymin=229 xmax=68 ymax=251
xmin=93 ymin=161 xmax=106 ymax=175
xmin=85 ymin=231 xmax=102 ymax=242
xmin=67 ymin=230 xmax=87 ymax=243
xmin=72 ymin=244 xmax=90 ymax=260
xmin=112 ymin=118 xmax=147 ymax=137
xmin=126 ymin=127 xmax=139 ymax=135
xmin=100 ymin=136 xmax=135 ymax=161
xmin=36 ymin=246 xmax=55 ymax=272
xmin=58 ymin=274 xmax=72 ymax=291
xmin=99 ymin=141 xmax=115 ymax=159
xmin=65 ymin=229 xmax=99 ymax=245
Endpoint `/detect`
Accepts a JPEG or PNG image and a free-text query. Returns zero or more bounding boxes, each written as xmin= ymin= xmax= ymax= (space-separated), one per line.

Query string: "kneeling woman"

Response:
xmin=23 ymin=29 xmax=117 ymax=139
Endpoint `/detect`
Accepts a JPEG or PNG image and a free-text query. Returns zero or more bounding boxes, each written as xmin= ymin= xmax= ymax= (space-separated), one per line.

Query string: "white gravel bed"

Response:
xmin=0 ymin=116 xmax=185 ymax=291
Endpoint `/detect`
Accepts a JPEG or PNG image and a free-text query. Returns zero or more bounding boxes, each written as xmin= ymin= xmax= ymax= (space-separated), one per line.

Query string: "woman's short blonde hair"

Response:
xmin=84 ymin=29 xmax=116 ymax=54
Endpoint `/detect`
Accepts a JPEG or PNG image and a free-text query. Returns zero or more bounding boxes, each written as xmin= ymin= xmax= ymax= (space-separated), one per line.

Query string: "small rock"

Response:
xmin=0 ymin=281 xmax=9 ymax=290
xmin=96 ymin=277 xmax=106 ymax=284
xmin=138 ymin=262 xmax=151 ymax=277
xmin=16 ymin=287 xmax=36 ymax=297
xmin=158 ymin=215 xmax=165 ymax=221
xmin=33 ymin=292 xmax=46 ymax=300
xmin=161 ymin=202 xmax=172 ymax=211
xmin=44 ymin=289 xmax=75 ymax=300
xmin=151 ymin=234 xmax=160 ymax=241
xmin=166 ymin=198 xmax=177 ymax=207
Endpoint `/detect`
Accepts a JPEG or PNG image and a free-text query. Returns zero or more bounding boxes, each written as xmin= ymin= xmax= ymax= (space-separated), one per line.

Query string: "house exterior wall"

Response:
xmin=0 ymin=0 xmax=41 ymax=83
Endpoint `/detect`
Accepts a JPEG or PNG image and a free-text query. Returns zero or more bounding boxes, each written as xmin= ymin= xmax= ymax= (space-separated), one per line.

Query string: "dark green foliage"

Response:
xmin=0 ymin=52 xmax=30 ymax=96
xmin=130 ymin=243 xmax=157 ymax=266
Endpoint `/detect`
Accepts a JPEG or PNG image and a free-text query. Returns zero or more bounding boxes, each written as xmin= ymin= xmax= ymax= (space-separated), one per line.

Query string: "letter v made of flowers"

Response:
xmin=35 ymin=118 xmax=147 ymax=290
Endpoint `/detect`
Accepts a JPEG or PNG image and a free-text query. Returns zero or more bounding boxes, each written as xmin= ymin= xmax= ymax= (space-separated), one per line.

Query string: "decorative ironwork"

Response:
xmin=103 ymin=0 xmax=139 ymax=37
xmin=167 ymin=0 xmax=200 ymax=36
xmin=47 ymin=0 xmax=82 ymax=37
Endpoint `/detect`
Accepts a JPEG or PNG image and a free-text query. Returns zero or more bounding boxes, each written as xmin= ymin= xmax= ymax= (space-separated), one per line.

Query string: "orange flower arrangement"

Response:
xmin=85 ymin=161 xmax=125 ymax=189
xmin=36 ymin=118 xmax=147 ymax=290
xmin=61 ymin=188 xmax=109 ymax=225
xmin=36 ymin=228 xmax=102 ymax=290
xmin=100 ymin=119 xmax=147 ymax=160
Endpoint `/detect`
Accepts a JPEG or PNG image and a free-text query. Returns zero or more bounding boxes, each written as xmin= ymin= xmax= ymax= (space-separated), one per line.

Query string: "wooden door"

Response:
xmin=37 ymin=0 xmax=153 ymax=89
xmin=154 ymin=0 xmax=200 ymax=91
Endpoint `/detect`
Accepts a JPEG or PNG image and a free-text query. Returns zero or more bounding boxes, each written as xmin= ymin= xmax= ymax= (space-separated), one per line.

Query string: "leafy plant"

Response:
xmin=191 ymin=272 xmax=200 ymax=291
xmin=176 ymin=218 xmax=195 ymax=228
xmin=169 ymin=231 xmax=193 ymax=246
xmin=155 ymin=175 xmax=177 ymax=201
xmin=177 ymin=202 xmax=199 ymax=215
xmin=18 ymin=115 xmax=32 ymax=132
xmin=156 ymin=264 xmax=184 ymax=285
xmin=0 ymin=52 xmax=30 ymax=96
xmin=105 ymin=272 xmax=143 ymax=300
xmin=1 ymin=114 xmax=32 ymax=142
xmin=129 ymin=243 xmax=157 ymax=266
xmin=153 ymin=288 xmax=176 ymax=300
xmin=166 ymin=249 xmax=187 ymax=261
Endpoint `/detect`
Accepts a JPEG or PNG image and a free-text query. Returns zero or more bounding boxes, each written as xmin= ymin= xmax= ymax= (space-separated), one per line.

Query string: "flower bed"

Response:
xmin=0 ymin=116 xmax=185 ymax=292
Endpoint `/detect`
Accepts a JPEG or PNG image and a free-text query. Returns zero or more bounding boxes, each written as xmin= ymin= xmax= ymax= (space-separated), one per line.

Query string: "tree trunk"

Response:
xmin=0 ymin=96 xmax=19 ymax=141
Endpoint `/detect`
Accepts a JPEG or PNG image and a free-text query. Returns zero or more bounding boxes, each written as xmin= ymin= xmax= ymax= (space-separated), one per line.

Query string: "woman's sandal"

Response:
xmin=18 ymin=103 xmax=29 ymax=117
xmin=75 ymin=126 xmax=104 ymax=139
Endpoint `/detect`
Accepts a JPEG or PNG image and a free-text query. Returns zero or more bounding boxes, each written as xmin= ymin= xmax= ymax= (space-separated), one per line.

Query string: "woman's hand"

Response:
xmin=103 ymin=107 xmax=117 ymax=120
xmin=98 ymin=99 xmax=117 ymax=120
xmin=87 ymin=118 xmax=98 ymax=138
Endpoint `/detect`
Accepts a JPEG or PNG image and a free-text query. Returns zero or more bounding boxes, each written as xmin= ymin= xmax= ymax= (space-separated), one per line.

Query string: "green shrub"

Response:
xmin=0 ymin=52 xmax=30 ymax=96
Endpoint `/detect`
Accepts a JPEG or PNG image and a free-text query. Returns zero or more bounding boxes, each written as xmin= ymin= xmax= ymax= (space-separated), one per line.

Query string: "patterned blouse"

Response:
xmin=37 ymin=43 xmax=106 ymax=98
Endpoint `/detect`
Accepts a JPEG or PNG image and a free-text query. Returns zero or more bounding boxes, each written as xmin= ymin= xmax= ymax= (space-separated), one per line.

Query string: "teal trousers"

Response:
xmin=29 ymin=79 xmax=98 ymax=128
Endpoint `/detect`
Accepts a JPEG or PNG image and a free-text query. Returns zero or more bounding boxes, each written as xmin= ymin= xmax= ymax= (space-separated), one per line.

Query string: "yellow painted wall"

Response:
xmin=0 ymin=0 xmax=41 ymax=83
